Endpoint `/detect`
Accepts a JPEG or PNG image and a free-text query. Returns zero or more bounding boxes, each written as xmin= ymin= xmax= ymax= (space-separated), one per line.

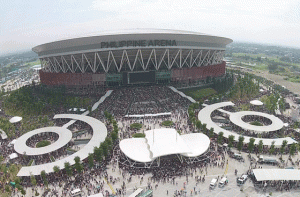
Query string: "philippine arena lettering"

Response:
xmin=100 ymin=40 xmax=177 ymax=48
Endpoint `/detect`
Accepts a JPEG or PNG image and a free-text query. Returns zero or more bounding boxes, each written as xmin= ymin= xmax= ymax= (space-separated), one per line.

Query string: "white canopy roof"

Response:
xmin=145 ymin=129 xmax=191 ymax=159
xmin=250 ymin=100 xmax=263 ymax=106
xmin=9 ymin=116 xmax=22 ymax=123
xmin=180 ymin=133 xmax=210 ymax=157
xmin=119 ymin=138 xmax=152 ymax=162
xmin=253 ymin=169 xmax=300 ymax=181
xmin=120 ymin=129 xmax=210 ymax=162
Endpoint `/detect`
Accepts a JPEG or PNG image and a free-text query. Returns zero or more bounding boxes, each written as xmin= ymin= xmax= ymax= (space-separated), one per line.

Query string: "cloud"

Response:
xmin=1 ymin=0 xmax=300 ymax=55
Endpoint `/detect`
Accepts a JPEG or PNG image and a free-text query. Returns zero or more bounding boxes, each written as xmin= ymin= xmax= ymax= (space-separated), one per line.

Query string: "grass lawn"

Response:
xmin=130 ymin=123 xmax=143 ymax=130
xmin=36 ymin=140 xmax=51 ymax=148
xmin=132 ymin=133 xmax=145 ymax=138
xmin=250 ymin=121 xmax=263 ymax=126
xmin=162 ymin=120 xmax=174 ymax=127
xmin=184 ymin=88 xmax=217 ymax=101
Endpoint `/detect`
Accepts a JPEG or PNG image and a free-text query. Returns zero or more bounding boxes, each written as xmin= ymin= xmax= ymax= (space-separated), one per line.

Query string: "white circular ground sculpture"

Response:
xmin=229 ymin=111 xmax=284 ymax=133
xmin=16 ymin=114 xmax=107 ymax=176
xmin=14 ymin=127 xmax=72 ymax=156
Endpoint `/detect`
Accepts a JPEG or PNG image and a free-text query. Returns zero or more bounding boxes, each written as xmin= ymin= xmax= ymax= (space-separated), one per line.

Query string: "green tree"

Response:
xmin=196 ymin=120 xmax=202 ymax=132
xmin=111 ymin=131 xmax=118 ymax=142
xmin=64 ymin=162 xmax=73 ymax=176
xmin=278 ymin=97 xmax=286 ymax=112
xmin=237 ymin=136 xmax=244 ymax=152
xmin=94 ymin=146 xmax=103 ymax=162
xmin=258 ymin=140 xmax=264 ymax=154
xmin=74 ymin=156 xmax=83 ymax=173
xmin=217 ymin=132 xmax=224 ymax=145
xmin=289 ymin=143 xmax=297 ymax=157
xmin=101 ymin=141 xmax=108 ymax=157
xmin=5 ymin=185 xmax=10 ymax=192
xmin=228 ymin=135 xmax=235 ymax=150
xmin=40 ymin=170 xmax=48 ymax=187
xmin=88 ymin=153 xmax=94 ymax=168
xmin=106 ymin=138 xmax=112 ymax=150
xmin=53 ymin=165 xmax=60 ymax=173
xmin=269 ymin=141 xmax=275 ymax=155
xmin=280 ymin=140 xmax=288 ymax=157
xmin=202 ymin=123 xmax=207 ymax=133
xmin=31 ymin=175 xmax=37 ymax=186
xmin=14 ymin=177 xmax=21 ymax=185
xmin=248 ymin=138 xmax=255 ymax=154
xmin=209 ymin=128 xmax=214 ymax=138
xmin=40 ymin=170 xmax=46 ymax=179
xmin=21 ymin=188 xmax=26 ymax=195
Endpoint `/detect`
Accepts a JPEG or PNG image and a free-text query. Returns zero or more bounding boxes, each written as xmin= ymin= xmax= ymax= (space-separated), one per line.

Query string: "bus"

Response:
xmin=128 ymin=188 xmax=143 ymax=197
xmin=138 ymin=189 xmax=153 ymax=197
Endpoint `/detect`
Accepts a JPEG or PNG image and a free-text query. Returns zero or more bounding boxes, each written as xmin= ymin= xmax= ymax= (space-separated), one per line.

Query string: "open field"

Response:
xmin=249 ymin=70 xmax=300 ymax=95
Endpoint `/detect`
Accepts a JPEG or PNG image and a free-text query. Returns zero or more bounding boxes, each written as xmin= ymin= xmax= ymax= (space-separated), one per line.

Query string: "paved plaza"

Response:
xmin=19 ymin=115 xmax=300 ymax=197
xmin=8 ymin=87 xmax=300 ymax=197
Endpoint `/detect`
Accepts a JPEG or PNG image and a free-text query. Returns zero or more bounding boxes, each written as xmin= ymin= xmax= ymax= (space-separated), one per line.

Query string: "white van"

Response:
xmin=219 ymin=177 xmax=228 ymax=187
xmin=210 ymin=178 xmax=217 ymax=189
xmin=70 ymin=188 xmax=82 ymax=196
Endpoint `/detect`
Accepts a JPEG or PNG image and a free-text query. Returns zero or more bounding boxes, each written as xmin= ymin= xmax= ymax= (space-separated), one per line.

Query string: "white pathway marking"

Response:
xmin=168 ymin=86 xmax=196 ymax=103
xmin=92 ymin=90 xmax=113 ymax=111
xmin=62 ymin=90 xmax=113 ymax=128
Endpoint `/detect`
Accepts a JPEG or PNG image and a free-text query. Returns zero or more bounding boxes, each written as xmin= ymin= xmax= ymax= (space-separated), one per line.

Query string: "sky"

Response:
xmin=1 ymin=0 xmax=300 ymax=55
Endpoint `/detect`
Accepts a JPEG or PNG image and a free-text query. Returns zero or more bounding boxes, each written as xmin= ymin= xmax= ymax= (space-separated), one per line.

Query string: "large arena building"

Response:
xmin=32 ymin=29 xmax=232 ymax=86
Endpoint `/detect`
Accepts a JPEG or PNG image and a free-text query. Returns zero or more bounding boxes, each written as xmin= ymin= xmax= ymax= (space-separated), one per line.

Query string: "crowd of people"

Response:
xmin=95 ymin=86 xmax=191 ymax=119
xmin=3 ymin=83 xmax=300 ymax=196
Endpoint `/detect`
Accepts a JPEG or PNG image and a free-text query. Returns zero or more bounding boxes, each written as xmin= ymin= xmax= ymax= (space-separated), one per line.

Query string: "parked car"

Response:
xmin=237 ymin=174 xmax=248 ymax=185
xmin=233 ymin=153 xmax=244 ymax=161
xmin=210 ymin=178 xmax=218 ymax=189
xmin=219 ymin=177 xmax=228 ymax=188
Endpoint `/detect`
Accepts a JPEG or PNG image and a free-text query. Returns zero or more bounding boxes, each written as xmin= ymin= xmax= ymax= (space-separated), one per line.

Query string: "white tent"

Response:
xmin=0 ymin=129 xmax=7 ymax=140
xmin=9 ymin=153 xmax=18 ymax=160
xmin=250 ymin=100 xmax=263 ymax=106
xmin=253 ymin=169 xmax=300 ymax=181
xmin=9 ymin=116 xmax=22 ymax=123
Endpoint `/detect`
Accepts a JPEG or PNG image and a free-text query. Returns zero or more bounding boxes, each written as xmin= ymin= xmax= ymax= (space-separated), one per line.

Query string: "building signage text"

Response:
xmin=100 ymin=40 xmax=177 ymax=48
